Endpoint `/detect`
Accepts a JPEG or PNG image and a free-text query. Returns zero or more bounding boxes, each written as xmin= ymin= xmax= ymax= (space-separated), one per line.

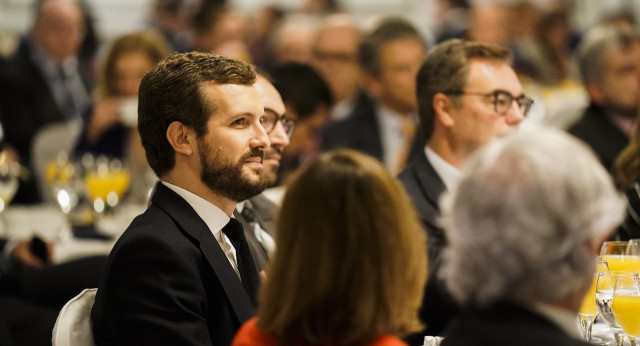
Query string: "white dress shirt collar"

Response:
xmin=376 ymin=103 xmax=417 ymax=171
xmin=424 ymin=145 xmax=462 ymax=191
xmin=161 ymin=181 xmax=240 ymax=277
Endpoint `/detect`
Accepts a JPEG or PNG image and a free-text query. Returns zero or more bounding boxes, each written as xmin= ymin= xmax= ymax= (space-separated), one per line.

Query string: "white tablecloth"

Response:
xmin=1 ymin=203 xmax=145 ymax=263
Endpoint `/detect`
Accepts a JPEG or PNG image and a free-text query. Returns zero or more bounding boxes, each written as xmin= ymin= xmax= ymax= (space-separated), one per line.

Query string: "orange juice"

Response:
xmin=85 ymin=171 xmax=130 ymax=200
xmin=580 ymin=274 xmax=599 ymax=316
xmin=602 ymin=255 xmax=640 ymax=274
xmin=613 ymin=292 xmax=640 ymax=337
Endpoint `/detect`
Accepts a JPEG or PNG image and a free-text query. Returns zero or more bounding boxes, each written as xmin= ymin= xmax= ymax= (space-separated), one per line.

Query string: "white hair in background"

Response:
xmin=440 ymin=125 xmax=626 ymax=307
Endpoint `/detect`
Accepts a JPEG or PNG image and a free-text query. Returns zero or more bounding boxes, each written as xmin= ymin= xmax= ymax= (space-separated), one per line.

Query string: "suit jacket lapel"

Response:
xmin=248 ymin=194 xmax=277 ymax=235
xmin=410 ymin=152 xmax=446 ymax=226
xmin=151 ymin=183 xmax=255 ymax=322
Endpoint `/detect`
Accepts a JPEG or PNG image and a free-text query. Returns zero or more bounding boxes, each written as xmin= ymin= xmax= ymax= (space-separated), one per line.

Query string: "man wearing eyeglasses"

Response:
xmin=399 ymin=39 xmax=531 ymax=344
xmin=234 ymin=72 xmax=296 ymax=272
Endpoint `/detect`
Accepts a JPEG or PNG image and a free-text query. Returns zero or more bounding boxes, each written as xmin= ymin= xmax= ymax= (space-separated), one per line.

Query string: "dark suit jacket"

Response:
xmin=0 ymin=39 xmax=91 ymax=203
xmin=321 ymin=95 xmax=424 ymax=165
xmin=567 ymin=103 xmax=629 ymax=173
xmin=234 ymin=194 xmax=278 ymax=272
xmin=398 ymin=152 xmax=460 ymax=343
xmin=441 ymin=302 xmax=590 ymax=346
xmin=91 ymin=182 xmax=255 ymax=345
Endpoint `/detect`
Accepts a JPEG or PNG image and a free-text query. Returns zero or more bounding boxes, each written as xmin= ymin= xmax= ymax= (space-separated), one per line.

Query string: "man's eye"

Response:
xmin=259 ymin=115 xmax=266 ymax=124
xmin=495 ymin=97 xmax=510 ymax=107
xmin=231 ymin=118 xmax=248 ymax=126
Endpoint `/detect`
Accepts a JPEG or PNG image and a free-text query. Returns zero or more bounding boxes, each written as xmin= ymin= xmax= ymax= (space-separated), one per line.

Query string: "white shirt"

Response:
xmin=161 ymin=181 xmax=240 ymax=279
xmin=424 ymin=146 xmax=463 ymax=191
xmin=377 ymin=104 xmax=417 ymax=171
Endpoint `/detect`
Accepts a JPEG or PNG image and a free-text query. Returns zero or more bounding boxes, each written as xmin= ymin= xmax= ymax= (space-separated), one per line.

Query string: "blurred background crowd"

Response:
xmin=1 ymin=0 xmax=640 ymax=204
xmin=1 ymin=0 xmax=640 ymax=345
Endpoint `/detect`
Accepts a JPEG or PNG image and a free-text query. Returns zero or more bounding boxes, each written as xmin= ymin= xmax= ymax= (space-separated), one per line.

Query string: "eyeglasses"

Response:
xmin=261 ymin=109 xmax=297 ymax=138
xmin=443 ymin=90 xmax=534 ymax=117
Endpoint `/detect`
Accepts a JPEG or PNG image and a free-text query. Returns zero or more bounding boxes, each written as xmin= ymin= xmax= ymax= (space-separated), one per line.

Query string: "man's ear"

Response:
xmin=166 ymin=121 xmax=194 ymax=156
xmin=586 ymin=81 xmax=606 ymax=105
xmin=433 ymin=92 xmax=456 ymax=128
xmin=361 ymin=72 xmax=383 ymax=99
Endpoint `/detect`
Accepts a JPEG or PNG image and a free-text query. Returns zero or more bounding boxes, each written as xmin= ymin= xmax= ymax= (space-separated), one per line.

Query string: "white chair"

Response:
xmin=52 ymin=288 xmax=97 ymax=346
xmin=30 ymin=119 xmax=82 ymax=203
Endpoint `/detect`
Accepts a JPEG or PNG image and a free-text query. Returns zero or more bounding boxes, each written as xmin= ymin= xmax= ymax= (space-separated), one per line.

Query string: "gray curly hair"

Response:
xmin=440 ymin=126 xmax=625 ymax=307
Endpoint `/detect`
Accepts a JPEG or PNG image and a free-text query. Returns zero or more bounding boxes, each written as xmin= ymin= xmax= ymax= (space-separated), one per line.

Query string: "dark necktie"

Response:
xmin=57 ymin=67 xmax=77 ymax=119
xmin=221 ymin=218 xmax=260 ymax=306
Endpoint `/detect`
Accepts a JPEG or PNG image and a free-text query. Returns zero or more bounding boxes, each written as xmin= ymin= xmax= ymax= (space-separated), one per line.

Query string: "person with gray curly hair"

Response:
xmin=439 ymin=126 xmax=626 ymax=346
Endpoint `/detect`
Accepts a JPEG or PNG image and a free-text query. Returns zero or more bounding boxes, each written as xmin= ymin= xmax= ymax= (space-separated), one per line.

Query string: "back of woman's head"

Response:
xmin=258 ymin=149 xmax=427 ymax=345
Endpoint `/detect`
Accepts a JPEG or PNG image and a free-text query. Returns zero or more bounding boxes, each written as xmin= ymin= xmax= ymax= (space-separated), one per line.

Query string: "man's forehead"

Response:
xmin=254 ymin=77 xmax=285 ymax=113
xmin=466 ymin=59 xmax=521 ymax=92
xmin=204 ymin=83 xmax=262 ymax=111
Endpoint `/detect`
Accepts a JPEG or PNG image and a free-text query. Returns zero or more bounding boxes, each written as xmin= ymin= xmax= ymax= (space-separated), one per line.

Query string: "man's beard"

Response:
xmin=263 ymin=147 xmax=282 ymax=186
xmin=199 ymin=140 xmax=269 ymax=202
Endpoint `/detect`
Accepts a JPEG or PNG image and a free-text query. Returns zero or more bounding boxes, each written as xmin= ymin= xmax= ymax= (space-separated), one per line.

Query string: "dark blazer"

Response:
xmin=441 ymin=302 xmax=590 ymax=346
xmin=398 ymin=152 xmax=460 ymax=343
xmin=0 ymin=40 xmax=91 ymax=203
xmin=321 ymin=94 xmax=383 ymax=160
xmin=91 ymin=182 xmax=255 ymax=345
xmin=321 ymin=95 xmax=424 ymax=165
xmin=568 ymin=103 xmax=629 ymax=173
xmin=233 ymin=193 xmax=278 ymax=272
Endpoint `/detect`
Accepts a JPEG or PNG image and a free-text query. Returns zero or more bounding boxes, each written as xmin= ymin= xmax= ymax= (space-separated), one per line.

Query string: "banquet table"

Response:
xmin=1 ymin=203 xmax=146 ymax=263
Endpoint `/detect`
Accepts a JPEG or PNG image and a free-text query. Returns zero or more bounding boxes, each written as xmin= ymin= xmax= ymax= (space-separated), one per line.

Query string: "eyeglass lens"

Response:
xmin=494 ymin=92 xmax=532 ymax=116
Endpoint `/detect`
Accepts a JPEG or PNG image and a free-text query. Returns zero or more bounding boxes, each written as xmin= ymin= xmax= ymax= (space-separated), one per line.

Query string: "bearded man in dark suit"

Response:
xmin=91 ymin=52 xmax=270 ymax=345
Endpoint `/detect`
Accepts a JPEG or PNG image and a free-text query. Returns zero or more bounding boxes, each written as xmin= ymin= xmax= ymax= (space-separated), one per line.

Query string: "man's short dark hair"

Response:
xmin=271 ymin=62 xmax=333 ymax=120
xmin=138 ymin=52 xmax=256 ymax=177
xmin=359 ymin=17 xmax=425 ymax=77
xmin=416 ymin=39 xmax=511 ymax=141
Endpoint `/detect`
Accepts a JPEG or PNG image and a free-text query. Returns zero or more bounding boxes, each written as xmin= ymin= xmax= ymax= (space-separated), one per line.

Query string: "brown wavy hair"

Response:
xmin=95 ymin=30 xmax=171 ymax=99
xmin=616 ymin=118 xmax=640 ymax=187
xmin=257 ymin=149 xmax=428 ymax=346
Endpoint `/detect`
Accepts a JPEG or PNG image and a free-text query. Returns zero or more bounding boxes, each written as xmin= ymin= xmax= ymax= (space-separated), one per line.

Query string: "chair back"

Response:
xmin=52 ymin=288 xmax=97 ymax=346
xmin=31 ymin=119 xmax=82 ymax=203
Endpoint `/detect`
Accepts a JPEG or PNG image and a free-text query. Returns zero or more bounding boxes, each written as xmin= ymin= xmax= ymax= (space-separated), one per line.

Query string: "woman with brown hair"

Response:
xmin=73 ymin=30 xmax=171 ymax=203
xmin=233 ymin=149 xmax=428 ymax=346
xmin=615 ymin=119 xmax=640 ymax=239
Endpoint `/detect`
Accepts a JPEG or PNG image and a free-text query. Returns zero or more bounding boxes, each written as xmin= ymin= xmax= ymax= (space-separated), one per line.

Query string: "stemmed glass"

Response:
xmin=602 ymin=241 xmax=640 ymax=273
xmin=46 ymin=151 xmax=78 ymax=214
xmin=597 ymin=271 xmax=639 ymax=346
xmin=0 ymin=150 xmax=19 ymax=235
xmin=613 ymin=275 xmax=640 ymax=344
xmin=579 ymin=256 xmax=609 ymax=343
xmin=84 ymin=155 xmax=130 ymax=215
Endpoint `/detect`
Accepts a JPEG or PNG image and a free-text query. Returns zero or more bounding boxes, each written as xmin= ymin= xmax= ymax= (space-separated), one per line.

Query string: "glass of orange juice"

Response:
xmin=597 ymin=271 xmax=639 ymax=346
xmin=579 ymin=256 xmax=608 ymax=342
xmin=601 ymin=241 xmax=640 ymax=275
xmin=84 ymin=156 xmax=130 ymax=214
xmin=612 ymin=275 xmax=640 ymax=344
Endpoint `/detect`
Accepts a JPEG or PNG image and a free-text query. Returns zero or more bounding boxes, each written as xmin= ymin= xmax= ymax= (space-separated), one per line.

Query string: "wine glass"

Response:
xmin=613 ymin=275 xmax=640 ymax=345
xmin=84 ymin=156 xmax=130 ymax=215
xmin=627 ymin=239 xmax=640 ymax=256
xmin=0 ymin=150 xmax=19 ymax=235
xmin=579 ymin=256 xmax=609 ymax=342
xmin=45 ymin=151 xmax=78 ymax=214
xmin=602 ymin=241 xmax=640 ymax=274
xmin=597 ymin=271 xmax=639 ymax=346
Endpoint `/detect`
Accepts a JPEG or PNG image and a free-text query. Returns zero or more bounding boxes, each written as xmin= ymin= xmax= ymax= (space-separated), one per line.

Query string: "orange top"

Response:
xmin=232 ymin=318 xmax=408 ymax=346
